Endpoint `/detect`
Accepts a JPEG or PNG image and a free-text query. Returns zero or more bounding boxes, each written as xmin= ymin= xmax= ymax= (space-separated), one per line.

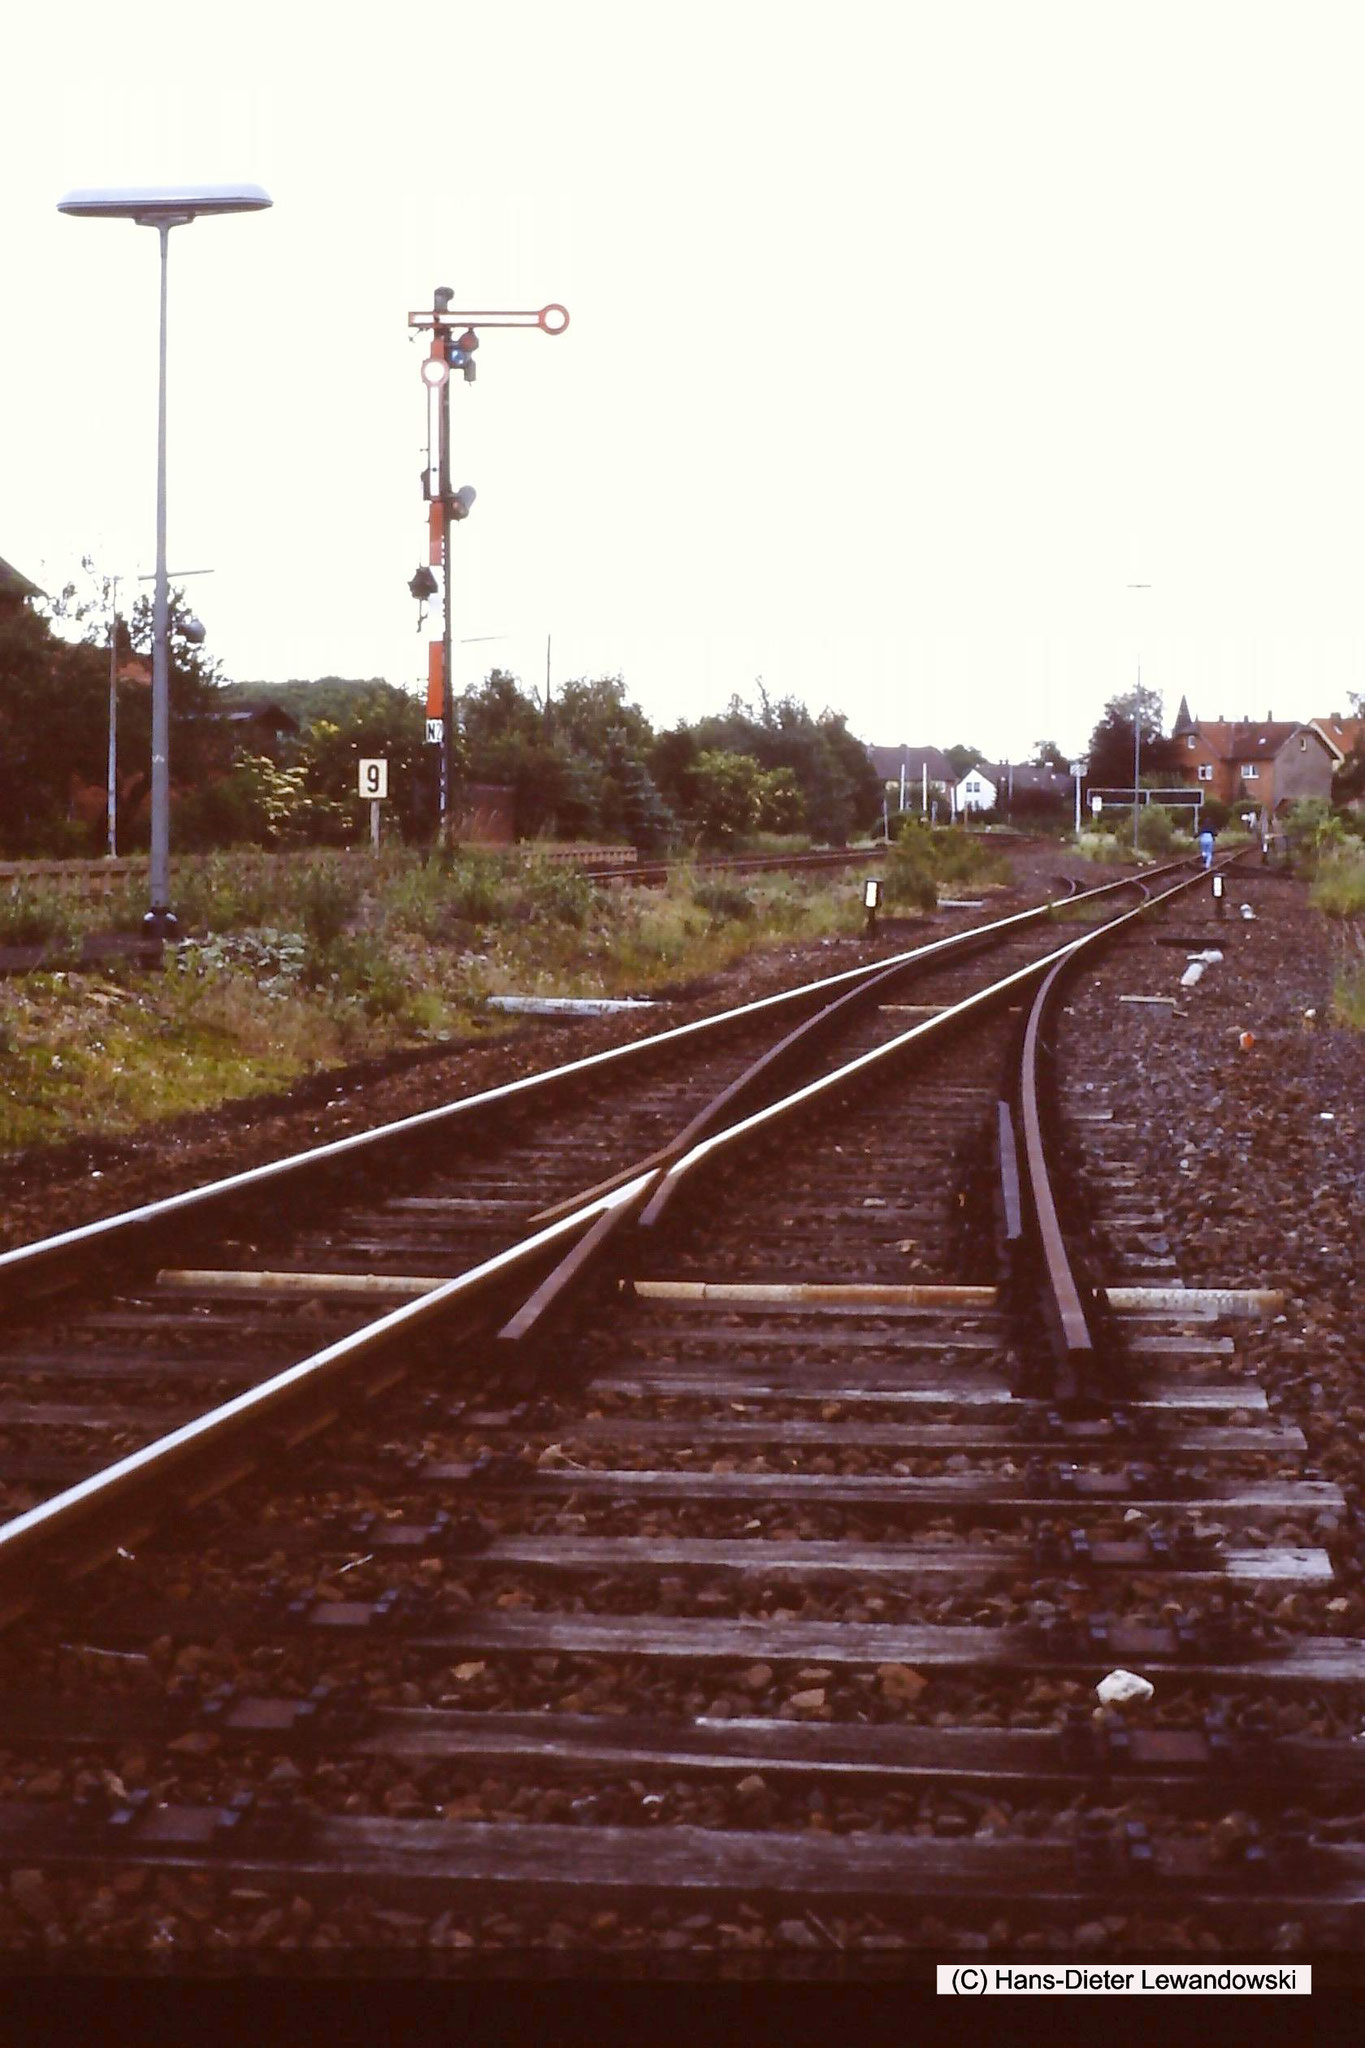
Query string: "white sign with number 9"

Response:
xmin=358 ymin=758 xmax=389 ymax=800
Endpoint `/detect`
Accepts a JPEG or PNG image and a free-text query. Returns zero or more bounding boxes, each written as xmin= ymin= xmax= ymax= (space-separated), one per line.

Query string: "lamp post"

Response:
xmin=57 ymin=184 xmax=271 ymax=934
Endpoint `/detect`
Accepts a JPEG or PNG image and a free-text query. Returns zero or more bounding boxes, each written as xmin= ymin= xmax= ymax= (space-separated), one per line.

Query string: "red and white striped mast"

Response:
xmin=408 ymin=290 xmax=569 ymax=843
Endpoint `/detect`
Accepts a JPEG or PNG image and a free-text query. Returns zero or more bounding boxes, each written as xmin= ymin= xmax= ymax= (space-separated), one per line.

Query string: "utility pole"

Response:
xmin=410 ymin=294 xmax=568 ymax=845
xmin=1128 ymin=583 xmax=1151 ymax=852
xmin=106 ymin=574 xmax=120 ymax=857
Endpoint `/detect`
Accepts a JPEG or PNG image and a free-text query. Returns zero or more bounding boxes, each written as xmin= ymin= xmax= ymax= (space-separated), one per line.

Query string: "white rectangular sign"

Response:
xmin=358 ymin=758 xmax=389 ymax=800
xmin=425 ymin=719 xmax=443 ymax=746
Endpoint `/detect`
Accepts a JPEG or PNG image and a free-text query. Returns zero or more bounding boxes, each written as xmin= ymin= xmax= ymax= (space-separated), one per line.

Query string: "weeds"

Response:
xmin=1330 ymin=926 xmax=1365 ymax=1029
xmin=0 ymin=886 xmax=81 ymax=949
xmin=1310 ymin=846 xmax=1365 ymax=918
xmin=692 ymin=882 xmax=755 ymax=923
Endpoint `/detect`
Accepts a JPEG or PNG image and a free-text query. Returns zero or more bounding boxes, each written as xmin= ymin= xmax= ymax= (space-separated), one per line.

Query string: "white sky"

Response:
xmin=5 ymin=0 xmax=1365 ymax=762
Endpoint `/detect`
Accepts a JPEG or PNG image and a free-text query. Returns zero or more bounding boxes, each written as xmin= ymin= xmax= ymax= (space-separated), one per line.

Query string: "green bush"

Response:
xmin=1137 ymin=805 xmax=1176 ymax=853
xmin=883 ymin=842 xmax=937 ymax=911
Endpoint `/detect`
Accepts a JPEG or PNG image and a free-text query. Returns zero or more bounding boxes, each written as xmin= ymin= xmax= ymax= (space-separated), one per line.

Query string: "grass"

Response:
xmin=1310 ymin=845 xmax=1365 ymax=919
xmin=0 ymin=850 xmax=871 ymax=1152
xmin=1331 ymin=927 xmax=1365 ymax=1029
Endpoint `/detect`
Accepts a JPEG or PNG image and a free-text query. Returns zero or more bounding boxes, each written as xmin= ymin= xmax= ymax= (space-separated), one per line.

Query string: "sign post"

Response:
xmin=1069 ymin=760 xmax=1087 ymax=836
xmin=359 ymin=758 xmax=389 ymax=852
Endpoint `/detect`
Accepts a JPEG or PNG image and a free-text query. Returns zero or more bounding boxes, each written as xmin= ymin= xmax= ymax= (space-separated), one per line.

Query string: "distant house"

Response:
xmin=954 ymin=762 xmax=1069 ymax=816
xmin=1169 ymin=698 xmax=1335 ymax=814
xmin=196 ymin=701 xmax=301 ymax=760
xmin=0 ymin=553 xmax=43 ymax=620
xmin=866 ymin=744 xmax=956 ymax=809
xmin=1309 ymin=711 xmax=1365 ymax=777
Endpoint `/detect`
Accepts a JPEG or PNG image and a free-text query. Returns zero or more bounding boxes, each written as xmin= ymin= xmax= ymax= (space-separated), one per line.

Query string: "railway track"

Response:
xmin=0 ymin=851 xmax=1357 ymax=1973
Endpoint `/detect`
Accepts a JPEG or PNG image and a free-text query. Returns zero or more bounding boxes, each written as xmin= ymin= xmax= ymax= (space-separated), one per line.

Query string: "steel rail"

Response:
xmin=500 ymin=876 xmax=1195 ymax=1350
xmin=0 ymin=1172 xmax=655 ymax=1628
xmin=631 ymin=860 xmax=1228 ymax=1240
xmin=1015 ymin=852 xmax=1252 ymax=1400
xmin=0 ymin=869 xmax=1168 ymax=1625
xmin=496 ymin=947 xmax=946 ymax=1346
xmin=0 ymin=866 xmax=1157 ymax=1310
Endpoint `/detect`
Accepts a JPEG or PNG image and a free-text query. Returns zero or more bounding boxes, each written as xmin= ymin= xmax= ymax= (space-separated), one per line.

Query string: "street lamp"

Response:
xmin=57 ymin=183 xmax=272 ymax=935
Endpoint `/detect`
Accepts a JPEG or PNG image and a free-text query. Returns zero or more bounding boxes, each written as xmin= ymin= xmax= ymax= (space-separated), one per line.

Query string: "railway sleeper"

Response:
xmin=0 ymin=1809 xmax=1360 ymax=1921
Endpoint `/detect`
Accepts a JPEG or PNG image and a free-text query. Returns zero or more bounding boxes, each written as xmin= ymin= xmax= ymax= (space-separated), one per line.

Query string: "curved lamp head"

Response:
xmin=58 ymin=184 xmax=272 ymax=225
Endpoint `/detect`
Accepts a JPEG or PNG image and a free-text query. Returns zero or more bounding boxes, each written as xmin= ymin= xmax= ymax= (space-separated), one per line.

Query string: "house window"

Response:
xmin=1299 ymin=735 xmax=1307 ymax=750
xmin=1197 ymin=763 xmax=1213 ymax=782
xmin=1240 ymin=764 xmax=1259 ymax=780
xmin=1186 ymin=735 xmax=1197 ymax=748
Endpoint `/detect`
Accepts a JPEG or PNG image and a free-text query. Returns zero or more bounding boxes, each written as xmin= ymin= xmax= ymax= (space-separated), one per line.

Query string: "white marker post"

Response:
xmin=359 ymin=758 xmax=389 ymax=852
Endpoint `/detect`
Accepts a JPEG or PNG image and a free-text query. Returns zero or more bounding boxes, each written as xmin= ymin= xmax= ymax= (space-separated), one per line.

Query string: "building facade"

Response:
xmin=1169 ymin=699 xmax=1335 ymax=814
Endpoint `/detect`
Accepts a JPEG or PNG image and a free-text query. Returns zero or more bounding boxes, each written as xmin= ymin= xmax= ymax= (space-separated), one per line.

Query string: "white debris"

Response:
xmin=1240 ymin=903 xmax=1256 ymax=919
xmin=1180 ymin=948 xmax=1225 ymax=989
xmin=1095 ymin=1669 xmax=1154 ymax=1706
xmin=486 ymin=995 xmax=658 ymax=1016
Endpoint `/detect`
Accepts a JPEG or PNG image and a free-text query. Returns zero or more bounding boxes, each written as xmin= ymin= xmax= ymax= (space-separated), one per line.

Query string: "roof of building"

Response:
xmin=0 ymin=554 xmax=43 ymax=604
xmin=866 ymin=744 xmax=956 ymax=784
xmin=1309 ymin=713 xmax=1365 ymax=761
xmin=198 ymin=701 xmax=301 ymax=734
xmin=1175 ymin=715 xmax=1332 ymax=762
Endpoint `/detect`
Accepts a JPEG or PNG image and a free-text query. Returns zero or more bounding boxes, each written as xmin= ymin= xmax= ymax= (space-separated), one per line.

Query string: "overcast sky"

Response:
xmin=5 ymin=1 xmax=1365 ymax=762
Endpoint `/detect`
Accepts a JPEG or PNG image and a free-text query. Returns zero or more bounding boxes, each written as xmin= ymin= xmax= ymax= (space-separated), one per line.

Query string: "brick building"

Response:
xmin=1169 ymin=698 xmax=1335 ymax=815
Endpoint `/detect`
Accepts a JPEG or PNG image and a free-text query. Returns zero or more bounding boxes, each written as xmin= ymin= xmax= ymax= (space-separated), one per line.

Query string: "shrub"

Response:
xmin=883 ymin=840 xmax=937 ymax=911
xmin=1137 ymin=805 xmax=1176 ymax=853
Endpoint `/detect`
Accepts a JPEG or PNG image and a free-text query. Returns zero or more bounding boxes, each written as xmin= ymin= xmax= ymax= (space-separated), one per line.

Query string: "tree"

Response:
xmin=1032 ymin=738 xmax=1068 ymax=772
xmin=655 ymin=689 xmax=878 ymax=846
xmin=689 ymin=751 xmax=763 ymax=846
xmin=0 ymin=600 xmax=108 ymax=854
xmin=601 ymin=726 xmax=673 ymax=853
xmin=755 ymin=765 xmax=805 ymax=834
xmin=297 ymin=687 xmax=429 ymax=842
xmin=552 ymin=674 xmax=654 ymax=760
xmin=1084 ymin=684 xmax=1172 ymax=789
xmin=944 ymin=743 xmax=982 ymax=780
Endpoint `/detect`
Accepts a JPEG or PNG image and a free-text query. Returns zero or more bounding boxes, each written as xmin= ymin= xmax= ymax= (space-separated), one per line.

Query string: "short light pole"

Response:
xmin=57 ymin=184 xmax=271 ymax=934
xmin=408 ymin=293 xmax=568 ymax=845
